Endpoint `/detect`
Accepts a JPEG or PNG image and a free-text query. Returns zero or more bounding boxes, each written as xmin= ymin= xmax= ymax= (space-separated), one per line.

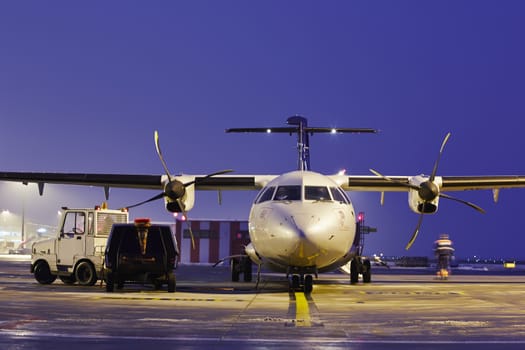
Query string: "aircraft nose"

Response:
xmin=275 ymin=208 xmax=341 ymax=263
xmin=289 ymin=213 xmax=317 ymax=235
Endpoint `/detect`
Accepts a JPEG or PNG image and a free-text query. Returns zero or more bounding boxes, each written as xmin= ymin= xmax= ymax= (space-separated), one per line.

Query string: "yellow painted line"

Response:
xmin=294 ymin=292 xmax=311 ymax=327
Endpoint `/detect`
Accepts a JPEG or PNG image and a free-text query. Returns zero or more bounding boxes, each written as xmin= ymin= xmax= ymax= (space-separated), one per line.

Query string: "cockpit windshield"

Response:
xmin=330 ymin=187 xmax=350 ymax=204
xmin=255 ymin=184 xmax=350 ymax=204
xmin=305 ymin=186 xmax=330 ymax=201
xmin=274 ymin=186 xmax=301 ymax=201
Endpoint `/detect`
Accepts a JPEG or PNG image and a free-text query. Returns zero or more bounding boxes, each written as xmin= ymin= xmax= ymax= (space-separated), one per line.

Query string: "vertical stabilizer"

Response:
xmin=225 ymin=116 xmax=377 ymax=171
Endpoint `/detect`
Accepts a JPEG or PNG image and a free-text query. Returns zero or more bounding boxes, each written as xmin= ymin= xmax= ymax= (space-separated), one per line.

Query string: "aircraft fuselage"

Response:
xmin=247 ymin=170 xmax=357 ymax=274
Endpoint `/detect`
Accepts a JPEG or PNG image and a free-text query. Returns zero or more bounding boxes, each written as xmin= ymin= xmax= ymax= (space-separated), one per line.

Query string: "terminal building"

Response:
xmin=172 ymin=218 xmax=249 ymax=264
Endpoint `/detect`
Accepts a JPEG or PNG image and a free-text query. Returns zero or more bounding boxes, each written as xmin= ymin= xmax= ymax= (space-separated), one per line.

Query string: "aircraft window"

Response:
xmin=256 ymin=186 xmax=275 ymax=203
xmin=305 ymin=186 xmax=330 ymax=201
xmin=274 ymin=186 xmax=301 ymax=201
xmin=330 ymin=187 xmax=350 ymax=204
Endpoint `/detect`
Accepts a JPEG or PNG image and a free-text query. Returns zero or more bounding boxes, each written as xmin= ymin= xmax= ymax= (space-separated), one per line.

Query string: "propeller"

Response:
xmin=370 ymin=132 xmax=485 ymax=250
xmin=124 ymin=130 xmax=234 ymax=249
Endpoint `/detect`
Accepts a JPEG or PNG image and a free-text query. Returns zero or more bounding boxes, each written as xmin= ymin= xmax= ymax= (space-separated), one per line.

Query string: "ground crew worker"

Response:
xmin=434 ymin=233 xmax=454 ymax=279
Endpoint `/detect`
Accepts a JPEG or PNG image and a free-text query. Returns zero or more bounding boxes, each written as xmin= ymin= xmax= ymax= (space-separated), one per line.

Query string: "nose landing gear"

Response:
xmin=350 ymin=257 xmax=372 ymax=284
xmin=290 ymin=274 xmax=314 ymax=294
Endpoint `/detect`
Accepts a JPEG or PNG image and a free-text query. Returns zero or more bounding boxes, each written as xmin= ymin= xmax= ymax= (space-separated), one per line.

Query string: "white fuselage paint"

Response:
xmin=247 ymin=170 xmax=357 ymax=273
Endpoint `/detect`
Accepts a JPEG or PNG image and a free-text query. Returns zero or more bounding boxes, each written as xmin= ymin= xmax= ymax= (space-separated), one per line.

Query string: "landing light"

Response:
xmin=331 ymin=128 xmax=337 ymax=134
xmin=266 ymin=129 xmax=272 ymax=133
xmin=174 ymin=213 xmax=187 ymax=221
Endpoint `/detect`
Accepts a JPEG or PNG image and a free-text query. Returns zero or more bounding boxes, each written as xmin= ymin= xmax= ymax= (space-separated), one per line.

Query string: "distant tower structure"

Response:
xmin=434 ymin=233 xmax=454 ymax=279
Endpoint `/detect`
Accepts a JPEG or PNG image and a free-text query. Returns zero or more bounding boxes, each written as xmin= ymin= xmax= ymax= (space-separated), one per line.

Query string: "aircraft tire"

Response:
xmin=231 ymin=258 xmax=240 ymax=282
xmin=350 ymin=259 xmax=359 ymax=284
xmin=362 ymin=259 xmax=372 ymax=283
xmin=304 ymin=275 xmax=313 ymax=294
xmin=291 ymin=275 xmax=300 ymax=290
xmin=242 ymin=257 xmax=253 ymax=282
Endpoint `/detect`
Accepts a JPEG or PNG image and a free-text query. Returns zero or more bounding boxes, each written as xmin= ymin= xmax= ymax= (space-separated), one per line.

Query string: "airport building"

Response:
xmin=173 ymin=218 xmax=249 ymax=264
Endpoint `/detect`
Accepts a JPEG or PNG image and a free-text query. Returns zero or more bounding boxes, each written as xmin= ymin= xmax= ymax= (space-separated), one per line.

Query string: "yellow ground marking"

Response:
xmin=294 ymin=292 xmax=311 ymax=327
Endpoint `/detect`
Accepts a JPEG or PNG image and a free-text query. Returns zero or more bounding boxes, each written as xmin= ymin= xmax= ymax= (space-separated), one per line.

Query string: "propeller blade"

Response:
xmin=154 ymin=130 xmax=173 ymax=182
xmin=369 ymin=168 xmax=419 ymax=190
xmin=177 ymin=198 xmax=196 ymax=250
xmin=430 ymin=132 xmax=451 ymax=182
xmin=125 ymin=192 xmax=165 ymax=209
xmin=439 ymin=193 xmax=486 ymax=213
xmin=406 ymin=212 xmax=424 ymax=250
xmin=183 ymin=169 xmax=234 ymax=187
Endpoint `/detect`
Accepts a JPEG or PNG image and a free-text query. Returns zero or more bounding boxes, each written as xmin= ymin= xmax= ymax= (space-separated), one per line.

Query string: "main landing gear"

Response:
xmin=349 ymin=257 xmax=371 ymax=284
xmin=231 ymin=256 xmax=253 ymax=282
xmin=289 ymin=274 xmax=314 ymax=294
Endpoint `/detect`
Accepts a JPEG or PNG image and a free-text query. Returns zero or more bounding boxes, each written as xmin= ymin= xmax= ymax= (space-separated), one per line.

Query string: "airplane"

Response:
xmin=1 ymin=115 xmax=525 ymax=293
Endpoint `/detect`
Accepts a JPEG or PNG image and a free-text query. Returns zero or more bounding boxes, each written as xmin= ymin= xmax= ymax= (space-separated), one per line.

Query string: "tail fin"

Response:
xmin=226 ymin=115 xmax=377 ymax=171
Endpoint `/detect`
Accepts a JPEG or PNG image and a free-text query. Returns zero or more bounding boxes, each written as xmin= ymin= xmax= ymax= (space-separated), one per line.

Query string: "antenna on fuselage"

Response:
xmin=226 ymin=115 xmax=378 ymax=171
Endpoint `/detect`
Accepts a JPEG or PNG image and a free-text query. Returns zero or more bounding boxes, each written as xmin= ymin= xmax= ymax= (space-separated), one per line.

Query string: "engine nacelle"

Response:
xmin=162 ymin=175 xmax=196 ymax=213
xmin=407 ymin=175 xmax=442 ymax=214
xmin=164 ymin=185 xmax=195 ymax=212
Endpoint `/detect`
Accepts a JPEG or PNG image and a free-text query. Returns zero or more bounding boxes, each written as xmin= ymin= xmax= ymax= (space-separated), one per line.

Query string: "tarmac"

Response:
xmin=0 ymin=255 xmax=524 ymax=349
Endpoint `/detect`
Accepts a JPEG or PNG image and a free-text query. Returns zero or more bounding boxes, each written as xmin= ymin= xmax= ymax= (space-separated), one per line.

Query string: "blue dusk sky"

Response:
xmin=0 ymin=1 xmax=524 ymax=259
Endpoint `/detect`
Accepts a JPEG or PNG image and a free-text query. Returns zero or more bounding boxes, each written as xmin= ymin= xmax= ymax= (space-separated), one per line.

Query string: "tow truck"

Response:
xmin=30 ymin=205 xmax=128 ymax=286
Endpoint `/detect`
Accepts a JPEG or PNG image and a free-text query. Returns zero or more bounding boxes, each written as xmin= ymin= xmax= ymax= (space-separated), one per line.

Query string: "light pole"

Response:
xmin=21 ymin=184 xmax=27 ymax=244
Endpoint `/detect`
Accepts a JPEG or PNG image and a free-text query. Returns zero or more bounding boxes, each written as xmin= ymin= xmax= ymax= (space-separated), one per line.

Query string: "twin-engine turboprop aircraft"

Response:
xmin=1 ymin=116 xmax=525 ymax=293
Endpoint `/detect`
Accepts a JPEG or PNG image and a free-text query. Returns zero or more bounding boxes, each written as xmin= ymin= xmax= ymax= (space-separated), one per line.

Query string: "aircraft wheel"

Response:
xmin=350 ymin=259 xmax=359 ymax=284
xmin=291 ymin=275 xmax=300 ymax=290
xmin=231 ymin=258 xmax=240 ymax=282
xmin=304 ymin=275 xmax=313 ymax=294
xmin=75 ymin=261 xmax=97 ymax=286
xmin=362 ymin=259 xmax=372 ymax=283
xmin=167 ymin=272 xmax=176 ymax=293
xmin=34 ymin=261 xmax=57 ymax=285
xmin=242 ymin=257 xmax=253 ymax=282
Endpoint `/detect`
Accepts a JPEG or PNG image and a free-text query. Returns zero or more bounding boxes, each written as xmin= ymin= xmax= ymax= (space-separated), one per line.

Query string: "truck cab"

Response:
xmin=31 ymin=205 xmax=129 ymax=286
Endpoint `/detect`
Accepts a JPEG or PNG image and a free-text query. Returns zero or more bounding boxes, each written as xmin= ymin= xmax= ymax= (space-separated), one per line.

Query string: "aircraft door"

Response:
xmin=57 ymin=211 xmax=86 ymax=267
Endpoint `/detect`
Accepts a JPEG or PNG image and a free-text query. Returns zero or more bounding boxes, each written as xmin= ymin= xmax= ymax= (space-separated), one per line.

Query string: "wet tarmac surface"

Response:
xmin=1 ymin=255 xmax=524 ymax=349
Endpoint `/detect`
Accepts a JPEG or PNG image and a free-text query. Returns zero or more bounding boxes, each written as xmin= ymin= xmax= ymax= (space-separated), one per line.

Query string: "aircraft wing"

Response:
xmin=3 ymin=171 xmax=525 ymax=193
xmin=330 ymin=175 xmax=525 ymax=192
xmin=0 ymin=171 xmax=278 ymax=192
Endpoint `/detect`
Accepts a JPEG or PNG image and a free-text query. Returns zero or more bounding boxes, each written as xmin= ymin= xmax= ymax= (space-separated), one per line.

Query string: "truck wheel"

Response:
xmin=34 ymin=261 xmax=57 ymax=284
xmin=75 ymin=261 xmax=97 ymax=286
xmin=167 ymin=272 xmax=176 ymax=293
xmin=105 ymin=273 xmax=116 ymax=292
xmin=153 ymin=279 xmax=163 ymax=290
xmin=59 ymin=275 xmax=76 ymax=285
